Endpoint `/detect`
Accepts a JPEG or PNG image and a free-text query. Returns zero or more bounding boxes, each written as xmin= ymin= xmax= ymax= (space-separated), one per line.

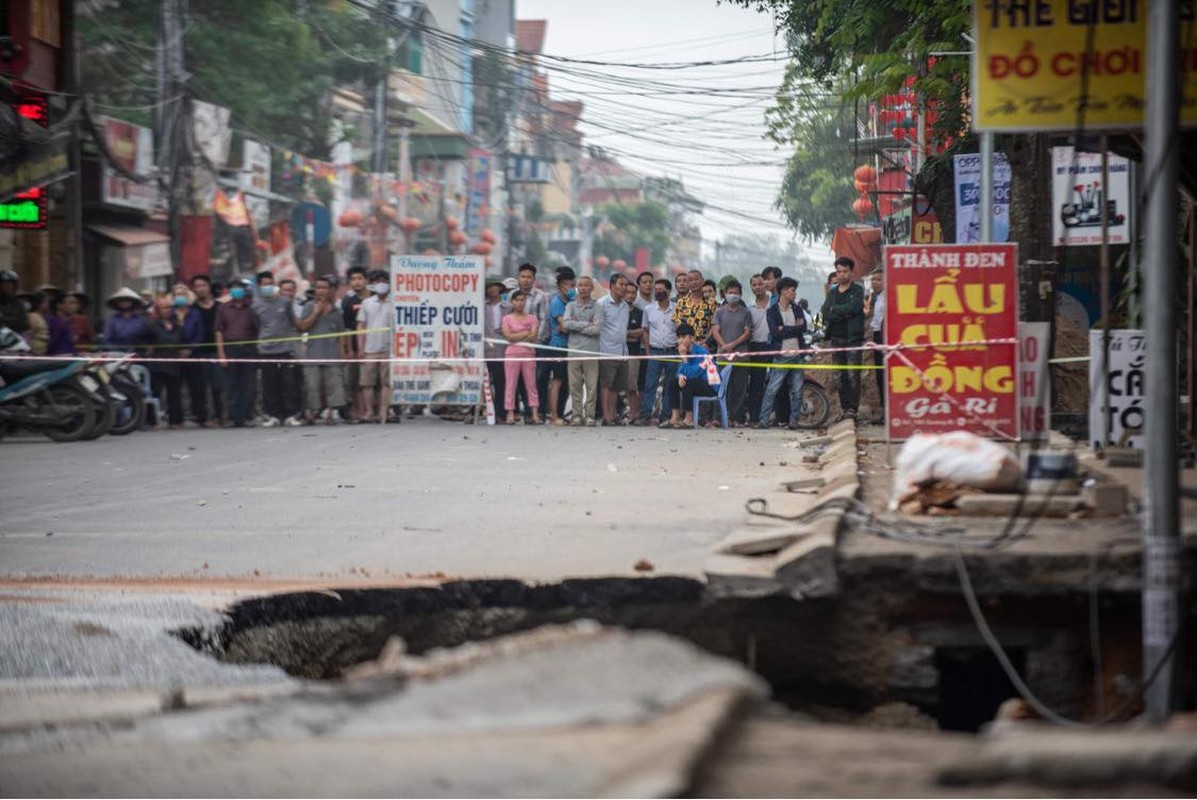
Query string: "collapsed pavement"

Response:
xmin=1 ymin=421 xmax=1196 ymax=796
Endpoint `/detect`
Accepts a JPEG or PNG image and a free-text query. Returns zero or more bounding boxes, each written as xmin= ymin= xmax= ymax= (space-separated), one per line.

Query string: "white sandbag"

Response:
xmin=890 ymin=432 xmax=1023 ymax=510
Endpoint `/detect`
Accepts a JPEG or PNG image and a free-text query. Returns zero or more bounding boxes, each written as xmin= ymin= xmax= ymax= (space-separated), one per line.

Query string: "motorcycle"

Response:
xmin=0 ymin=329 xmax=98 ymax=442
xmin=88 ymin=352 xmax=144 ymax=436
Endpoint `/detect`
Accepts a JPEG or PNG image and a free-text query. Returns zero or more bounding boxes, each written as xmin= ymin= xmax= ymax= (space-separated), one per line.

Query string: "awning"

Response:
xmin=406 ymin=107 xmax=471 ymax=161
xmin=87 ymin=224 xmax=173 ymax=280
xmin=831 ymin=225 xmax=883 ymax=276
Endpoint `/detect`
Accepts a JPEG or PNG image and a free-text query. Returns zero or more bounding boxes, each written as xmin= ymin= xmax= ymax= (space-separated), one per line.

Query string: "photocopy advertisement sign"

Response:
xmin=1050 ymin=146 xmax=1131 ymax=246
xmin=973 ymin=0 xmax=1197 ymax=131
xmin=1089 ymin=329 xmax=1145 ymax=448
xmin=885 ymin=244 xmax=1020 ymax=440
xmin=390 ymin=254 xmax=485 ymax=407
xmin=953 ymin=152 xmax=1010 ymax=244
xmin=1019 ymin=322 xmax=1052 ymax=442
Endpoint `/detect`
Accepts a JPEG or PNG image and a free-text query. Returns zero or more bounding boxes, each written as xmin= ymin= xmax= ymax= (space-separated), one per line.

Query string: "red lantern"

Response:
xmin=853 ymin=165 xmax=878 ymax=186
xmin=853 ymin=179 xmax=871 ymax=194
xmin=338 ymin=209 xmax=363 ymax=228
xmin=444 ymin=216 xmax=460 ymax=231
xmin=377 ymin=205 xmax=399 ymax=223
xmin=471 ymin=241 xmax=494 ymax=255
xmin=613 ymin=259 xmax=627 ymax=271
xmin=480 ymin=229 xmax=497 ymax=244
xmin=449 ymin=230 xmax=467 ymax=246
xmin=484 ymin=256 xmax=493 ymax=268
xmin=400 ymin=217 xmax=422 ymax=233
xmin=851 ymin=196 xmax=875 ymax=218
xmin=595 ymin=255 xmax=610 ymax=268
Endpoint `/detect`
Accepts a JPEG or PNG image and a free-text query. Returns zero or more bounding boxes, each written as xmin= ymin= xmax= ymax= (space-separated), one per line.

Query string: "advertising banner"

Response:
xmin=240 ymin=139 xmax=272 ymax=229
xmin=1089 ymin=329 xmax=1145 ymax=448
xmin=1050 ymin=147 xmax=1131 ymax=246
xmin=885 ymin=243 xmax=1020 ymax=440
xmin=100 ymin=117 xmax=160 ymax=211
xmin=391 ymin=254 xmax=486 ymax=407
xmin=973 ymin=0 xmax=1197 ymax=131
xmin=911 ymin=208 xmax=943 ymax=245
xmin=1019 ymin=322 xmax=1052 ymax=442
xmin=954 ymin=152 xmax=1010 ymax=243
xmin=465 ymin=148 xmax=492 ymax=237
xmin=192 ymin=100 xmax=232 ymax=169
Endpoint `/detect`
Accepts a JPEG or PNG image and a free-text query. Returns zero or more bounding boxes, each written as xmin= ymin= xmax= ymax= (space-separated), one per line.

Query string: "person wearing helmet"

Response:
xmin=0 ymin=270 xmax=29 ymax=334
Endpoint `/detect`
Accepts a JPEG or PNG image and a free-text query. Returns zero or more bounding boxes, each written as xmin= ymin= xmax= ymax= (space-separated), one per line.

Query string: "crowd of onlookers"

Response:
xmin=0 ymin=256 xmax=887 ymax=430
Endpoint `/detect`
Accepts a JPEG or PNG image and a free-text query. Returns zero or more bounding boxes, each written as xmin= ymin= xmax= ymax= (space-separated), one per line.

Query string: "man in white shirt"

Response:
xmin=746 ymin=273 xmax=772 ymax=424
xmin=356 ymin=269 xmax=397 ymax=424
xmin=594 ymin=274 xmax=630 ymax=425
xmin=865 ymin=267 xmax=886 ymax=423
xmin=639 ymin=277 xmax=681 ymax=427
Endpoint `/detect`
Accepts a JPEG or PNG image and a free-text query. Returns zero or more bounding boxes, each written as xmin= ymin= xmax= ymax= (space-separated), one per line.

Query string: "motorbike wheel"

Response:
xmin=108 ymin=376 xmax=146 ymax=436
xmin=795 ymin=382 xmax=831 ymax=429
xmin=40 ymin=383 xmax=98 ymax=442
xmin=80 ymin=386 xmax=117 ymax=440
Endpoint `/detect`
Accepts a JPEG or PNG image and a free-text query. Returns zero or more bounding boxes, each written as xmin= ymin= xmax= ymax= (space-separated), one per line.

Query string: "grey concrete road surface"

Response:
xmin=1 ymin=419 xmax=802 ymax=581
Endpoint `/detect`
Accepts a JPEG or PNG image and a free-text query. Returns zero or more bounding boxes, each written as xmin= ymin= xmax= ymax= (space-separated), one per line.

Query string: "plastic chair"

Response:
xmin=129 ymin=364 xmax=162 ymax=427
xmin=692 ymin=363 xmax=733 ymax=429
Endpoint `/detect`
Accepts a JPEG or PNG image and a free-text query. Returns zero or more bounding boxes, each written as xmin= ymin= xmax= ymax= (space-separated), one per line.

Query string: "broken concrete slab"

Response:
xmin=773 ymin=515 xmax=841 ymax=600
xmin=0 ymin=628 xmax=768 ymax=798
xmin=955 ymin=493 xmax=1079 ymax=517
xmin=704 ymin=554 xmax=787 ymax=598
xmin=0 ymin=689 xmax=170 ymax=732
xmin=783 ymin=476 xmax=827 ymax=493
xmin=938 ymin=727 xmax=1197 ymax=790
xmin=715 ymin=526 xmax=808 ymax=557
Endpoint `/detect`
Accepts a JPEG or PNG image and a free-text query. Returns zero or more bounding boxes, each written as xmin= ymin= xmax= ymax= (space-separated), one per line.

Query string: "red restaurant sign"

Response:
xmin=884 ymin=243 xmax=1019 ymax=440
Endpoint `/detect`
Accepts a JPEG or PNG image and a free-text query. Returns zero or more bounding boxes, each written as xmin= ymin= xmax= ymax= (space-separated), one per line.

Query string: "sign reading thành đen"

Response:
xmin=884 ymin=244 xmax=1020 ymax=440
xmin=973 ymin=0 xmax=1197 ymax=131
xmin=390 ymin=254 xmax=486 ymax=407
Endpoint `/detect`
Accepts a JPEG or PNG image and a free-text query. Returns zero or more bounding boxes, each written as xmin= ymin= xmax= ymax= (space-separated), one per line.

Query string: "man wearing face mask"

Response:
xmin=639 ymin=278 xmax=680 ymax=428
xmin=216 ymin=278 xmax=260 ymax=427
xmin=357 ymin=270 xmax=397 ymax=424
xmin=253 ymin=271 xmax=301 ymax=427
xmin=711 ymin=279 xmax=752 ymax=426
xmin=545 ymin=267 xmax=575 ymax=425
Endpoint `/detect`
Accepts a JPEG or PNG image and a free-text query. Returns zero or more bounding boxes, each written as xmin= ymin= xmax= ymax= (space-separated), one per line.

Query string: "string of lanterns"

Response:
xmin=851 ymin=164 xmax=877 ymax=220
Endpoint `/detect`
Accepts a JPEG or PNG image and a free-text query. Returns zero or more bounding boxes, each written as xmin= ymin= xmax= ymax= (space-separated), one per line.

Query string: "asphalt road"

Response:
xmin=1 ymin=418 xmax=801 ymax=581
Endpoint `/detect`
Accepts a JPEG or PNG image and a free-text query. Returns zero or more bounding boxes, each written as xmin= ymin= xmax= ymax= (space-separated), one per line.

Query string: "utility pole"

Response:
xmin=1142 ymin=0 xmax=1182 ymax=725
xmin=157 ymin=0 xmax=190 ymax=273
xmin=372 ymin=1 xmax=393 ymax=176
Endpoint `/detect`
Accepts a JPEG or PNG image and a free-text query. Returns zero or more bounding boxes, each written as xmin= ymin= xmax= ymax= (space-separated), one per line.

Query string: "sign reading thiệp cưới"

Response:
xmin=390 ymin=254 xmax=486 ymax=408
xmin=884 ymin=244 xmax=1020 ymax=440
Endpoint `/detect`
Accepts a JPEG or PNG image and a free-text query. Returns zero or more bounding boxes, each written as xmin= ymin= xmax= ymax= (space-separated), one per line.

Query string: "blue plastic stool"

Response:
xmin=692 ymin=364 xmax=733 ymax=429
xmin=129 ymin=364 xmax=162 ymax=427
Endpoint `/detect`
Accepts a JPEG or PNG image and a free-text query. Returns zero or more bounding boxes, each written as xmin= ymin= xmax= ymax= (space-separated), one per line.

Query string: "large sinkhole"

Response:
xmin=174 ymin=575 xmax=1156 ymax=731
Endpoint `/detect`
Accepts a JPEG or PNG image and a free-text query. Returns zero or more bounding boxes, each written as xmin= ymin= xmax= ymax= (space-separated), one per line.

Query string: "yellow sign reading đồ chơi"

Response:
xmin=973 ymin=0 xmax=1197 ymax=132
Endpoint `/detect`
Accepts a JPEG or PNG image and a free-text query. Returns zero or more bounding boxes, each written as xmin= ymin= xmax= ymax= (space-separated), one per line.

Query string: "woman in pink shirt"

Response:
xmin=501 ymin=290 xmax=542 ymax=425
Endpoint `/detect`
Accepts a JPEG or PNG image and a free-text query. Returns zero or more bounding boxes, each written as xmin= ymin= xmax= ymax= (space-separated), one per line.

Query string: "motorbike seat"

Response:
xmin=0 ymin=359 xmax=81 ymax=381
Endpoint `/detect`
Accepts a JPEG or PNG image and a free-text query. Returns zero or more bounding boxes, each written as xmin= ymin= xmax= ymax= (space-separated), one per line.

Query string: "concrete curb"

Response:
xmin=706 ymin=421 xmax=861 ymax=599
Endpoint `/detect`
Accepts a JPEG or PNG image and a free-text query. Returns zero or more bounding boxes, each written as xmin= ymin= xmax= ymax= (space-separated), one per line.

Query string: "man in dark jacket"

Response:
xmin=820 ymin=257 xmax=866 ymax=421
xmin=757 ymin=277 xmax=808 ymax=429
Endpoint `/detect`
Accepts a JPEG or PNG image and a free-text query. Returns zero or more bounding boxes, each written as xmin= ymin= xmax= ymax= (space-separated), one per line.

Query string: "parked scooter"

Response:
xmin=0 ymin=327 xmax=99 ymax=442
xmin=86 ymin=352 xmax=143 ymax=436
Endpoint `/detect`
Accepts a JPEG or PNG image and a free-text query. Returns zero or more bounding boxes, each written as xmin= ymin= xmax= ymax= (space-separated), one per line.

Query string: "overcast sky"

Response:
xmin=516 ymin=0 xmax=795 ymax=250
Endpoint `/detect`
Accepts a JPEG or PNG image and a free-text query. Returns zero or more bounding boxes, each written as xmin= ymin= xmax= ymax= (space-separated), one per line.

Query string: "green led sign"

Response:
xmin=1 ymin=93 xmax=49 ymax=230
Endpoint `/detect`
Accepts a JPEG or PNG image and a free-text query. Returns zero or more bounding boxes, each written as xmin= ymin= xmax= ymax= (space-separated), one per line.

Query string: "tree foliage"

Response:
xmin=594 ymin=201 xmax=672 ymax=265
xmin=727 ymin=0 xmax=971 ymax=143
xmin=79 ymin=0 xmax=386 ymax=156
